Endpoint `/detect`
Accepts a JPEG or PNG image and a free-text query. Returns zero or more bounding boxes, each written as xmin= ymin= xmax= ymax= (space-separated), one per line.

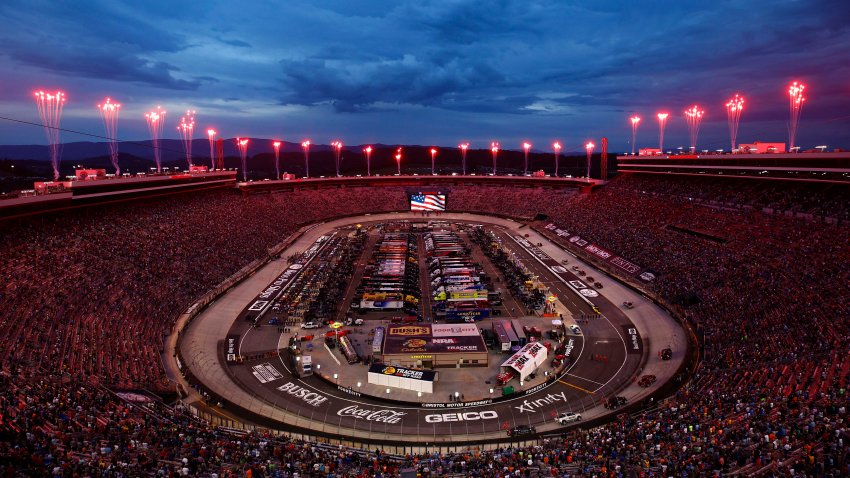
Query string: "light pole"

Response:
xmin=585 ymin=141 xmax=595 ymax=179
xmin=523 ymin=142 xmax=531 ymax=175
xmin=301 ymin=140 xmax=311 ymax=178
xmin=490 ymin=142 xmax=499 ymax=175
xmin=364 ymin=146 xmax=372 ymax=176
xmin=430 ymin=148 xmax=437 ymax=175
xmin=553 ymin=142 xmax=561 ymax=177
xmin=272 ymin=140 xmax=281 ymax=180
xmin=459 ymin=143 xmax=469 ymax=175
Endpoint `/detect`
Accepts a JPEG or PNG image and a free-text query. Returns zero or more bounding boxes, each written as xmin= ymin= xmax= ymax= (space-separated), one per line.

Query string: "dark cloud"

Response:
xmin=1 ymin=0 xmax=849 ymax=149
xmin=277 ymin=55 xmax=510 ymax=112
xmin=219 ymin=38 xmax=252 ymax=48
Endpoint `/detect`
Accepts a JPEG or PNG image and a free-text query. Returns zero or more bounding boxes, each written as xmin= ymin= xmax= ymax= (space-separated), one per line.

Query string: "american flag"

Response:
xmin=411 ymin=194 xmax=446 ymax=211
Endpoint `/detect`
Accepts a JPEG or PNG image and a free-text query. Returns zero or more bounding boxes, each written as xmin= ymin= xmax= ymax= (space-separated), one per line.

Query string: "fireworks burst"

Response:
xmin=207 ymin=129 xmax=217 ymax=169
xmin=301 ymin=140 xmax=311 ymax=178
xmin=657 ymin=113 xmax=669 ymax=152
xmin=684 ymin=105 xmax=704 ymax=152
xmin=272 ymin=140 xmax=282 ymax=179
xmin=34 ymin=90 xmax=66 ymax=180
xmin=553 ymin=142 xmax=562 ymax=177
xmin=585 ymin=142 xmax=595 ymax=179
xmin=490 ymin=142 xmax=499 ymax=175
xmin=177 ymin=110 xmax=196 ymax=168
xmin=725 ymin=95 xmax=744 ymax=152
xmin=458 ymin=143 xmax=469 ymax=175
xmin=363 ymin=145 xmax=373 ymax=176
xmin=97 ymin=98 xmax=121 ymax=175
xmin=144 ymin=107 xmax=166 ymax=173
xmin=630 ymin=116 xmax=641 ymax=155
xmin=236 ymin=137 xmax=249 ymax=181
xmin=788 ymin=81 xmax=806 ymax=151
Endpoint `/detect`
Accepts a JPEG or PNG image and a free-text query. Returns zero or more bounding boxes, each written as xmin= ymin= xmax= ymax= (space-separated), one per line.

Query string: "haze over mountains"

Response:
xmin=0 ymin=140 xmax=583 ymax=162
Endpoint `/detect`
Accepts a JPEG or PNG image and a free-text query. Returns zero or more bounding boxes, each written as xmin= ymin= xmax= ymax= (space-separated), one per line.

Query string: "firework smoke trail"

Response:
xmin=459 ymin=143 xmax=469 ymax=175
xmin=34 ymin=90 xmax=66 ymax=180
xmin=490 ymin=142 xmax=499 ymax=175
xmin=177 ymin=110 xmax=196 ymax=168
xmin=145 ymin=107 xmax=166 ymax=173
xmin=395 ymin=147 xmax=402 ymax=175
xmin=630 ymin=116 xmax=641 ymax=155
xmin=236 ymin=137 xmax=249 ymax=181
xmin=585 ymin=141 xmax=595 ymax=179
xmin=684 ymin=105 xmax=704 ymax=152
xmin=364 ymin=146 xmax=373 ymax=176
xmin=273 ymin=141 xmax=282 ymax=179
xmin=657 ymin=113 xmax=669 ymax=152
xmin=725 ymin=95 xmax=744 ymax=152
xmin=788 ymin=82 xmax=806 ymax=151
xmin=301 ymin=140 xmax=311 ymax=178
xmin=553 ymin=142 xmax=561 ymax=176
xmin=207 ymin=129 xmax=217 ymax=169
xmin=97 ymin=98 xmax=121 ymax=175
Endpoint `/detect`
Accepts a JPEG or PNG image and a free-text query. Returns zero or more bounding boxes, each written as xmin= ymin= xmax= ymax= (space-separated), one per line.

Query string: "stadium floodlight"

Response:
xmin=430 ymin=148 xmax=438 ymax=175
xmin=363 ymin=146 xmax=373 ymax=176
xmin=301 ymin=140 xmax=311 ymax=178
xmin=553 ymin=142 xmax=562 ymax=176
xmin=490 ymin=142 xmax=499 ymax=175
xmin=459 ymin=143 xmax=469 ymax=175
xmin=522 ymin=142 xmax=532 ymax=175
xmin=272 ymin=140 xmax=282 ymax=179
xmin=585 ymin=141 xmax=595 ymax=179
xmin=207 ymin=129 xmax=217 ymax=169
xmin=630 ymin=116 xmax=641 ymax=155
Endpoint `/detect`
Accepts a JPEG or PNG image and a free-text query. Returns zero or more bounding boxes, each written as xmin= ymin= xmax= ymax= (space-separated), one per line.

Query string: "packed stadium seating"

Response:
xmin=1 ymin=176 xmax=848 ymax=476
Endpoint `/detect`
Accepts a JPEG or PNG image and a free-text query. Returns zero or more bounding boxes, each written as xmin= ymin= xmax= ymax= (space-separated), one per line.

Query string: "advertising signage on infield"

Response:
xmin=382 ymin=323 xmax=488 ymax=355
xmin=410 ymin=193 xmax=446 ymax=211
xmin=368 ymin=364 xmax=437 ymax=382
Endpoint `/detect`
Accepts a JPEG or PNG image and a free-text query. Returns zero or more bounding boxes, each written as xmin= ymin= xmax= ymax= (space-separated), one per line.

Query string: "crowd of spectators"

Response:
xmin=0 ymin=186 xmax=407 ymax=391
xmin=1 ymin=175 xmax=848 ymax=476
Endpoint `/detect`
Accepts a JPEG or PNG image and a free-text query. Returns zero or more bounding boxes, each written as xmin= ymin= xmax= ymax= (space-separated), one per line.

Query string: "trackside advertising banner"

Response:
xmin=543 ymin=223 xmax=652 ymax=280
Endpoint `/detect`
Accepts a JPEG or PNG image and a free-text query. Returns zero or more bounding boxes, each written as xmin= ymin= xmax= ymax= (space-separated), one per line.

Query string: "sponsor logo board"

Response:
xmin=251 ymin=363 xmax=282 ymax=384
xmin=276 ymin=382 xmax=328 ymax=407
xmin=424 ymin=411 xmax=498 ymax=423
xmin=336 ymin=405 xmax=406 ymax=423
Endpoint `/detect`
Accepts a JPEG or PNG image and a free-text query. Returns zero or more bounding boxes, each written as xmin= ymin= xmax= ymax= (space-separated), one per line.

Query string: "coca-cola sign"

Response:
xmin=336 ymin=405 xmax=407 ymax=424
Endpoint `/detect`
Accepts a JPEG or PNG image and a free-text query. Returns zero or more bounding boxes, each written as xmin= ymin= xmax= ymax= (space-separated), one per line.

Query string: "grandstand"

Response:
xmin=1 ymin=172 xmax=848 ymax=476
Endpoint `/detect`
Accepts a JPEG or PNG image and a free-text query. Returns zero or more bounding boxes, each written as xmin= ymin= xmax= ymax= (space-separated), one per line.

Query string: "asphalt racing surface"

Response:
xmin=177 ymin=213 xmax=685 ymax=446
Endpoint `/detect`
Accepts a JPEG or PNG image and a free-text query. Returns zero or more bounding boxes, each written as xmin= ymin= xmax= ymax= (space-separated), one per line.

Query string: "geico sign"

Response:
xmin=425 ymin=410 xmax=498 ymax=423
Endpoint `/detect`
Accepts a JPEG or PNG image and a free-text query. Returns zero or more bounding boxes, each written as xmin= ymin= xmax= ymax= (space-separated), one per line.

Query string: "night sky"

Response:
xmin=1 ymin=0 xmax=849 ymax=151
